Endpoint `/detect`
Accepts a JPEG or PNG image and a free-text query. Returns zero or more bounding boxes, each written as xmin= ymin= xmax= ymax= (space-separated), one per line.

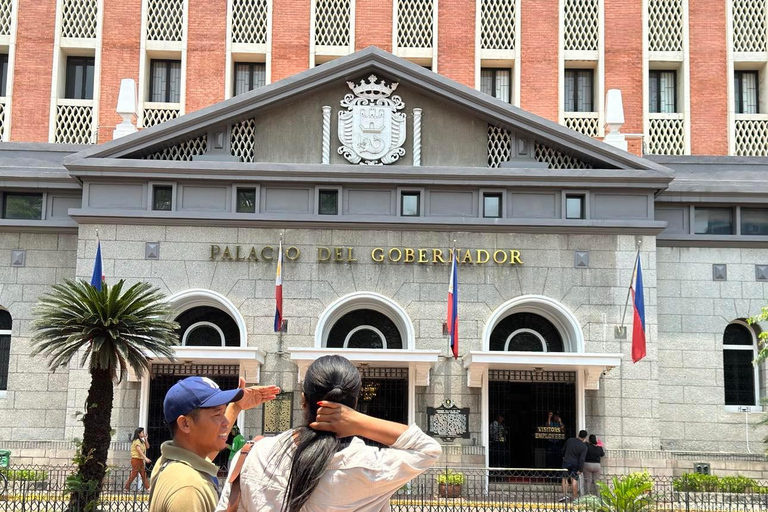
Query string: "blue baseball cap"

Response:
xmin=164 ymin=376 xmax=244 ymax=424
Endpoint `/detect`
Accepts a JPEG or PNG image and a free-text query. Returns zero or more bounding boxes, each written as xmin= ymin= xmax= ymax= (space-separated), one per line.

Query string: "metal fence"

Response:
xmin=1 ymin=465 xmax=768 ymax=512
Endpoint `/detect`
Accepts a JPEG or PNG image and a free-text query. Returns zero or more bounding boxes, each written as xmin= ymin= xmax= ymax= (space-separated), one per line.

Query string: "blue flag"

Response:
xmin=90 ymin=240 xmax=104 ymax=291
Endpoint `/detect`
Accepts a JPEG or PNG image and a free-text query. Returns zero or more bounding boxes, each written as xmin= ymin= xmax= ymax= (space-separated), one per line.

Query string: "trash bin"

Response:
xmin=0 ymin=450 xmax=9 ymax=469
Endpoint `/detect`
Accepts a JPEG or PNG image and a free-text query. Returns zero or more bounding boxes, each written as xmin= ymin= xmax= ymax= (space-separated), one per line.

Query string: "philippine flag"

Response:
xmin=274 ymin=240 xmax=283 ymax=332
xmin=446 ymin=249 xmax=459 ymax=359
xmin=90 ymin=239 xmax=104 ymax=291
xmin=630 ymin=252 xmax=646 ymax=363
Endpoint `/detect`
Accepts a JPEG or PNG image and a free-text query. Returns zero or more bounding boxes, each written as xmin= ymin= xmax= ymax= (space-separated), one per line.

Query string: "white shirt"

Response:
xmin=216 ymin=424 xmax=441 ymax=512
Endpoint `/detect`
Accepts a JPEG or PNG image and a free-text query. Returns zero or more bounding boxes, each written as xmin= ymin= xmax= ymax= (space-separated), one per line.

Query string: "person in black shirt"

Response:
xmin=559 ymin=430 xmax=588 ymax=502
xmin=582 ymin=434 xmax=605 ymax=495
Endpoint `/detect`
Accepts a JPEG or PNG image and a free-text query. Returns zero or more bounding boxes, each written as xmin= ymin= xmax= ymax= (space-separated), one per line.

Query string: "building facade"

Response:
xmin=0 ymin=1 xmax=765 ymax=478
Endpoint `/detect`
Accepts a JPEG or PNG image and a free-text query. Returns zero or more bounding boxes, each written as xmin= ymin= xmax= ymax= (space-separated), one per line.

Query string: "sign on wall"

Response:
xmin=427 ymin=399 xmax=470 ymax=442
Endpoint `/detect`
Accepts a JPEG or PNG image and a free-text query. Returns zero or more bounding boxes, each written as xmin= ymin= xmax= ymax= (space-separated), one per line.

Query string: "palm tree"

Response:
xmin=31 ymin=279 xmax=179 ymax=511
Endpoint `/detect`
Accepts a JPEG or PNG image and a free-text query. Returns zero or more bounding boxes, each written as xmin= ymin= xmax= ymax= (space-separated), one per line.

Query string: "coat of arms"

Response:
xmin=338 ymin=75 xmax=406 ymax=165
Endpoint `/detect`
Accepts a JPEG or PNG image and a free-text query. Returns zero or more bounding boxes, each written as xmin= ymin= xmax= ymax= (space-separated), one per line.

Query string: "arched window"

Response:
xmin=326 ymin=309 xmax=403 ymax=349
xmin=175 ymin=306 xmax=240 ymax=347
xmin=490 ymin=313 xmax=564 ymax=352
xmin=723 ymin=321 xmax=759 ymax=407
xmin=0 ymin=309 xmax=11 ymax=391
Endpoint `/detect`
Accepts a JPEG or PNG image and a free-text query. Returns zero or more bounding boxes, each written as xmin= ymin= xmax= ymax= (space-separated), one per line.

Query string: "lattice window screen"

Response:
xmin=61 ymin=0 xmax=98 ymax=38
xmin=0 ymin=0 xmax=11 ymax=36
xmin=487 ymin=125 xmax=592 ymax=169
xmin=647 ymin=0 xmax=683 ymax=52
xmin=0 ymin=102 xmax=5 ymax=140
xmin=563 ymin=0 xmax=599 ymax=51
xmin=231 ymin=0 xmax=269 ymax=44
xmin=534 ymin=142 xmax=593 ymax=169
xmin=481 ymin=0 xmax=515 ymax=50
xmin=55 ymin=104 xmax=95 ymax=144
xmin=146 ymin=0 xmax=184 ymax=42
xmin=144 ymin=134 xmax=207 ymax=160
xmin=315 ymin=0 xmax=350 ymax=46
xmin=733 ymin=0 xmax=767 ymax=52
xmin=564 ymin=115 xmax=599 ymax=137
xmin=231 ymin=118 xmax=256 ymax=162
xmin=647 ymin=116 xmax=685 ymax=155
xmin=142 ymin=107 xmax=180 ymax=128
xmin=735 ymin=119 xmax=768 ymax=156
xmin=397 ymin=0 xmax=433 ymax=49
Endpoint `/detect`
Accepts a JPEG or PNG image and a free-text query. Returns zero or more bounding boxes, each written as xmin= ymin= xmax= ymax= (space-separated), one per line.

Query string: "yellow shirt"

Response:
xmin=149 ymin=441 xmax=220 ymax=512
xmin=130 ymin=439 xmax=145 ymax=459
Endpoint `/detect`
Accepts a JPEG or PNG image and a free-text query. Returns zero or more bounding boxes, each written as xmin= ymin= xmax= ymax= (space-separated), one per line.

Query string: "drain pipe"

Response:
xmin=745 ymin=410 xmax=752 ymax=454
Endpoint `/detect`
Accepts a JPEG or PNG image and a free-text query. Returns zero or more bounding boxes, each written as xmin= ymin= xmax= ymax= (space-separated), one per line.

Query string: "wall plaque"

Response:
xmin=427 ymin=399 xmax=470 ymax=442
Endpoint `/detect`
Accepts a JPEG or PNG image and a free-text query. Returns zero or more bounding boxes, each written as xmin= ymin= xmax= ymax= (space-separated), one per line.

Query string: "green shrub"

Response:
xmin=673 ymin=473 xmax=758 ymax=493
xmin=719 ymin=475 xmax=755 ymax=493
xmin=0 ymin=469 xmax=49 ymax=482
xmin=596 ymin=472 xmax=654 ymax=512
xmin=436 ymin=470 xmax=465 ymax=486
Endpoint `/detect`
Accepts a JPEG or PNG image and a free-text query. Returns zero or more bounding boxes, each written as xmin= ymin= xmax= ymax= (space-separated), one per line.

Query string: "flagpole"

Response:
xmin=619 ymin=239 xmax=642 ymax=330
xmin=277 ymin=231 xmax=284 ymax=353
xmin=447 ymin=239 xmax=456 ymax=358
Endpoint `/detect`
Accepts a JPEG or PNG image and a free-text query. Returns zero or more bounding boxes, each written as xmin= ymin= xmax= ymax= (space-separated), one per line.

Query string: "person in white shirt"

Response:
xmin=216 ymin=355 xmax=442 ymax=512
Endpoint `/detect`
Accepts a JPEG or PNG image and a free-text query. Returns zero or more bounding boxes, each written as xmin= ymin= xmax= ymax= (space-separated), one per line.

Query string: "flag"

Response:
xmin=90 ymin=239 xmax=104 ymax=291
xmin=274 ymin=240 xmax=283 ymax=332
xmin=446 ymin=249 xmax=459 ymax=359
xmin=630 ymin=252 xmax=646 ymax=363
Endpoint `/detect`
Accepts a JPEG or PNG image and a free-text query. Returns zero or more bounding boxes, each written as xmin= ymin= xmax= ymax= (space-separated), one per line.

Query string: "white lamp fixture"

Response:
xmin=113 ymin=78 xmax=138 ymax=140
xmin=603 ymin=89 xmax=627 ymax=152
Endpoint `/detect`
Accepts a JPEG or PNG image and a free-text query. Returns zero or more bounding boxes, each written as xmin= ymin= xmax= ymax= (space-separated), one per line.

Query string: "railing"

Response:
xmin=3 ymin=465 xmax=768 ymax=512
xmin=54 ymin=99 xmax=95 ymax=144
xmin=647 ymin=112 xmax=686 ymax=155
xmin=564 ymin=111 xmax=600 ymax=137
xmin=735 ymin=114 xmax=768 ymax=156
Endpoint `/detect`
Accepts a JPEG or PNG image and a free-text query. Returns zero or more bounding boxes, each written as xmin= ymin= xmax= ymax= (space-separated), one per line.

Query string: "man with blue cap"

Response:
xmin=149 ymin=376 xmax=279 ymax=512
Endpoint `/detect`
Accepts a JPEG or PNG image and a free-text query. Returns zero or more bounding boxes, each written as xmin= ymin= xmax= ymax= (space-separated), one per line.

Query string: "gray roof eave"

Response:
xmin=66 ymin=47 xmax=671 ymax=174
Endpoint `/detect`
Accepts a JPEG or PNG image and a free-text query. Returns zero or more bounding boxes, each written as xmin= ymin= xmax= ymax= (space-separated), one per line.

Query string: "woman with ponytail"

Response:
xmin=217 ymin=355 xmax=441 ymax=512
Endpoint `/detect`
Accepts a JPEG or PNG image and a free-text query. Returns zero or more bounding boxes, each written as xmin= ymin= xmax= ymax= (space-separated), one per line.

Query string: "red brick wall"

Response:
xmin=604 ymin=0 xmax=643 ymax=155
xmin=271 ymin=0 xmax=310 ymax=81
xmin=186 ymin=0 xmax=226 ymax=113
xmin=520 ymin=0 xmax=559 ymax=121
xmin=437 ymin=0 xmax=474 ymax=87
xmin=689 ymin=0 xmax=728 ymax=155
xmin=97 ymin=0 xmax=142 ymax=143
xmin=355 ymin=0 xmax=392 ymax=51
xmin=11 ymin=0 xmax=57 ymax=142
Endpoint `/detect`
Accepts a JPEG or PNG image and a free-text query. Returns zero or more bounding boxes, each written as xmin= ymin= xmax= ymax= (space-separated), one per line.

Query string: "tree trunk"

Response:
xmin=68 ymin=368 xmax=114 ymax=512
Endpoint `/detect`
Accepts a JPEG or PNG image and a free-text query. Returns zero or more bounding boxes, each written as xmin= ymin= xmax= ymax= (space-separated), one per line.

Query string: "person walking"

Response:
xmin=217 ymin=355 xmax=442 ymax=512
xmin=559 ymin=430 xmax=588 ymax=503
xmin=124 ymin=427 xmax=151 ymax=492
xmin=582 ymin=434 xmax=605 ymax=495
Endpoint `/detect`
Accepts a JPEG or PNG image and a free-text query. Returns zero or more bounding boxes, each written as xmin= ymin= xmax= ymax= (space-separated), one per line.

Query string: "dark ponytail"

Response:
xmin=282 ymin=355 xmax=361 ymax=512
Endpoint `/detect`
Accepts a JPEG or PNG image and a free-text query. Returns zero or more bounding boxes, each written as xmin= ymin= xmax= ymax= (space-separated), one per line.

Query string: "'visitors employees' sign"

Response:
xmin=534 ymin=426 xmax=565 ymax=440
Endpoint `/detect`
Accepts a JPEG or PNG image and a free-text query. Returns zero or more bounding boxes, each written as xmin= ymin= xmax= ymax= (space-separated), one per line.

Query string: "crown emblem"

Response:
xmin=347 ymin=74 xmax=398 ymax=100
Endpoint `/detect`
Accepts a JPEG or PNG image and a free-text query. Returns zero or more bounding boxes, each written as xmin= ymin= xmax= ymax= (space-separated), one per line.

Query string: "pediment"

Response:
xmin=67 ymin=47 xmax=670 ymax=174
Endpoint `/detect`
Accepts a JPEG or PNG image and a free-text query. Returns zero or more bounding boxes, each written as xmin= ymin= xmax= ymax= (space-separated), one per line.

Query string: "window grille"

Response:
xmin=144 ymin=134 xmax=207 ymax=160
xmin=735 ymin=118 xmax=768 ymax=156
xmin=151 ymin=363 xmax=240 ymax=376
xmin=231 ymin=0 xmax=269 ymax=44
xmin=647 ymin=114 xmax=685 ymax=155
xmin=397 ymin=0 xmax=433 ymax=49
xmin=315 ymin=0 xmax=350 ymax=46
xmin=487 ymin=125 xmax=593 ymax=169
xmin=0 ymin=0 xmax=12 ymax=36
xmin=563 ymin=0 xmax=599 ymax=51
xmin=481 ymin=0 xmax=515 ymax=50
xmin=489 ymin=370 xmax=576 ymax=383
xmin=142 ymin=106 xmax=180 ymax=128
xmin=358 ymin=367 xmax=409 ymax=379
xmin=732 ymin=0 xmax=767 ymax=52
xmin=534 ymin=142 xmax=593 ymax=169
xmin=564 ymin=112 xmax=599 ymax=137
xmin=0 ymin=101 xmax=6 ymax=140
xmin=231 ymin=117 xmax=256 ymax=162
xmin=146 ymin=0 xmax=184 ymax=42
xmin=647 ymin=0 xmax=683 ymax=52
xmin=61 ymin=0 xmax=98 ymax=38
xmin=54 ymin=102 xmax=95 ymax=144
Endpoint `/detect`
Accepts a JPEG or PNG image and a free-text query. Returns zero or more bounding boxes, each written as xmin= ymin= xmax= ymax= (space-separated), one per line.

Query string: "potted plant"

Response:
xmin=437 ymin=470 xmax=464 ymax=499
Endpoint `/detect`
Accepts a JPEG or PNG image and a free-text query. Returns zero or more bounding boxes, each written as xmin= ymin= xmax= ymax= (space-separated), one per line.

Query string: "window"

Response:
xmin=149 ymin=60 xmax=181 ymax=103
xmin=564 ymin=69 xmax=593 ymax=112
xmin=723 ymin=322 xmax=757 ymax=406
xmin=234 ymin=63 xmax=266 ymax=96
xmin=565 ymin=195 xmax=585 ymax=219
xmin=236 ymin=188 xmax=256 ymax=213
xmin=0 ymin=310 xmax=10 ymax=391
xmin=2 ymin=193 xmax=43 ymax=220
xmin=318 ymin=190 xmax=338 ymax=215
xmin=741 ymin=208 xmax=768 ymax=235
xmin=734 ymin=71 xmax=759 ymax=114
xmin=401 ymin=192 xmax=420 ymax=217
xmin=152 ymin=185 xmax=173 ymax=211
xmin=65 ymin=56 xmax=95 ymax=100
xmin=483 ymin=193 xmax=502 ymax=218
xmin=481 ymin=68 xmax=511 ymax=103
xmin=0 ymin=54 xmax=8 ymax=97
xmin=649 ymin=70 xmax=677 ymax=113
xmin=694 ymin=207 xmax=733 ymax=235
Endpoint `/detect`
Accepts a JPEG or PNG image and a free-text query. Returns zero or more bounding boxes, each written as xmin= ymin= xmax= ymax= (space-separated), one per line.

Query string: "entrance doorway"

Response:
xmin=488 ymin=370 xmax=576 ymax=469
xmin=147 ymin=364 xmax=240 ymax=471
xmin=357 ymin=367 xmax=408 ymax=446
